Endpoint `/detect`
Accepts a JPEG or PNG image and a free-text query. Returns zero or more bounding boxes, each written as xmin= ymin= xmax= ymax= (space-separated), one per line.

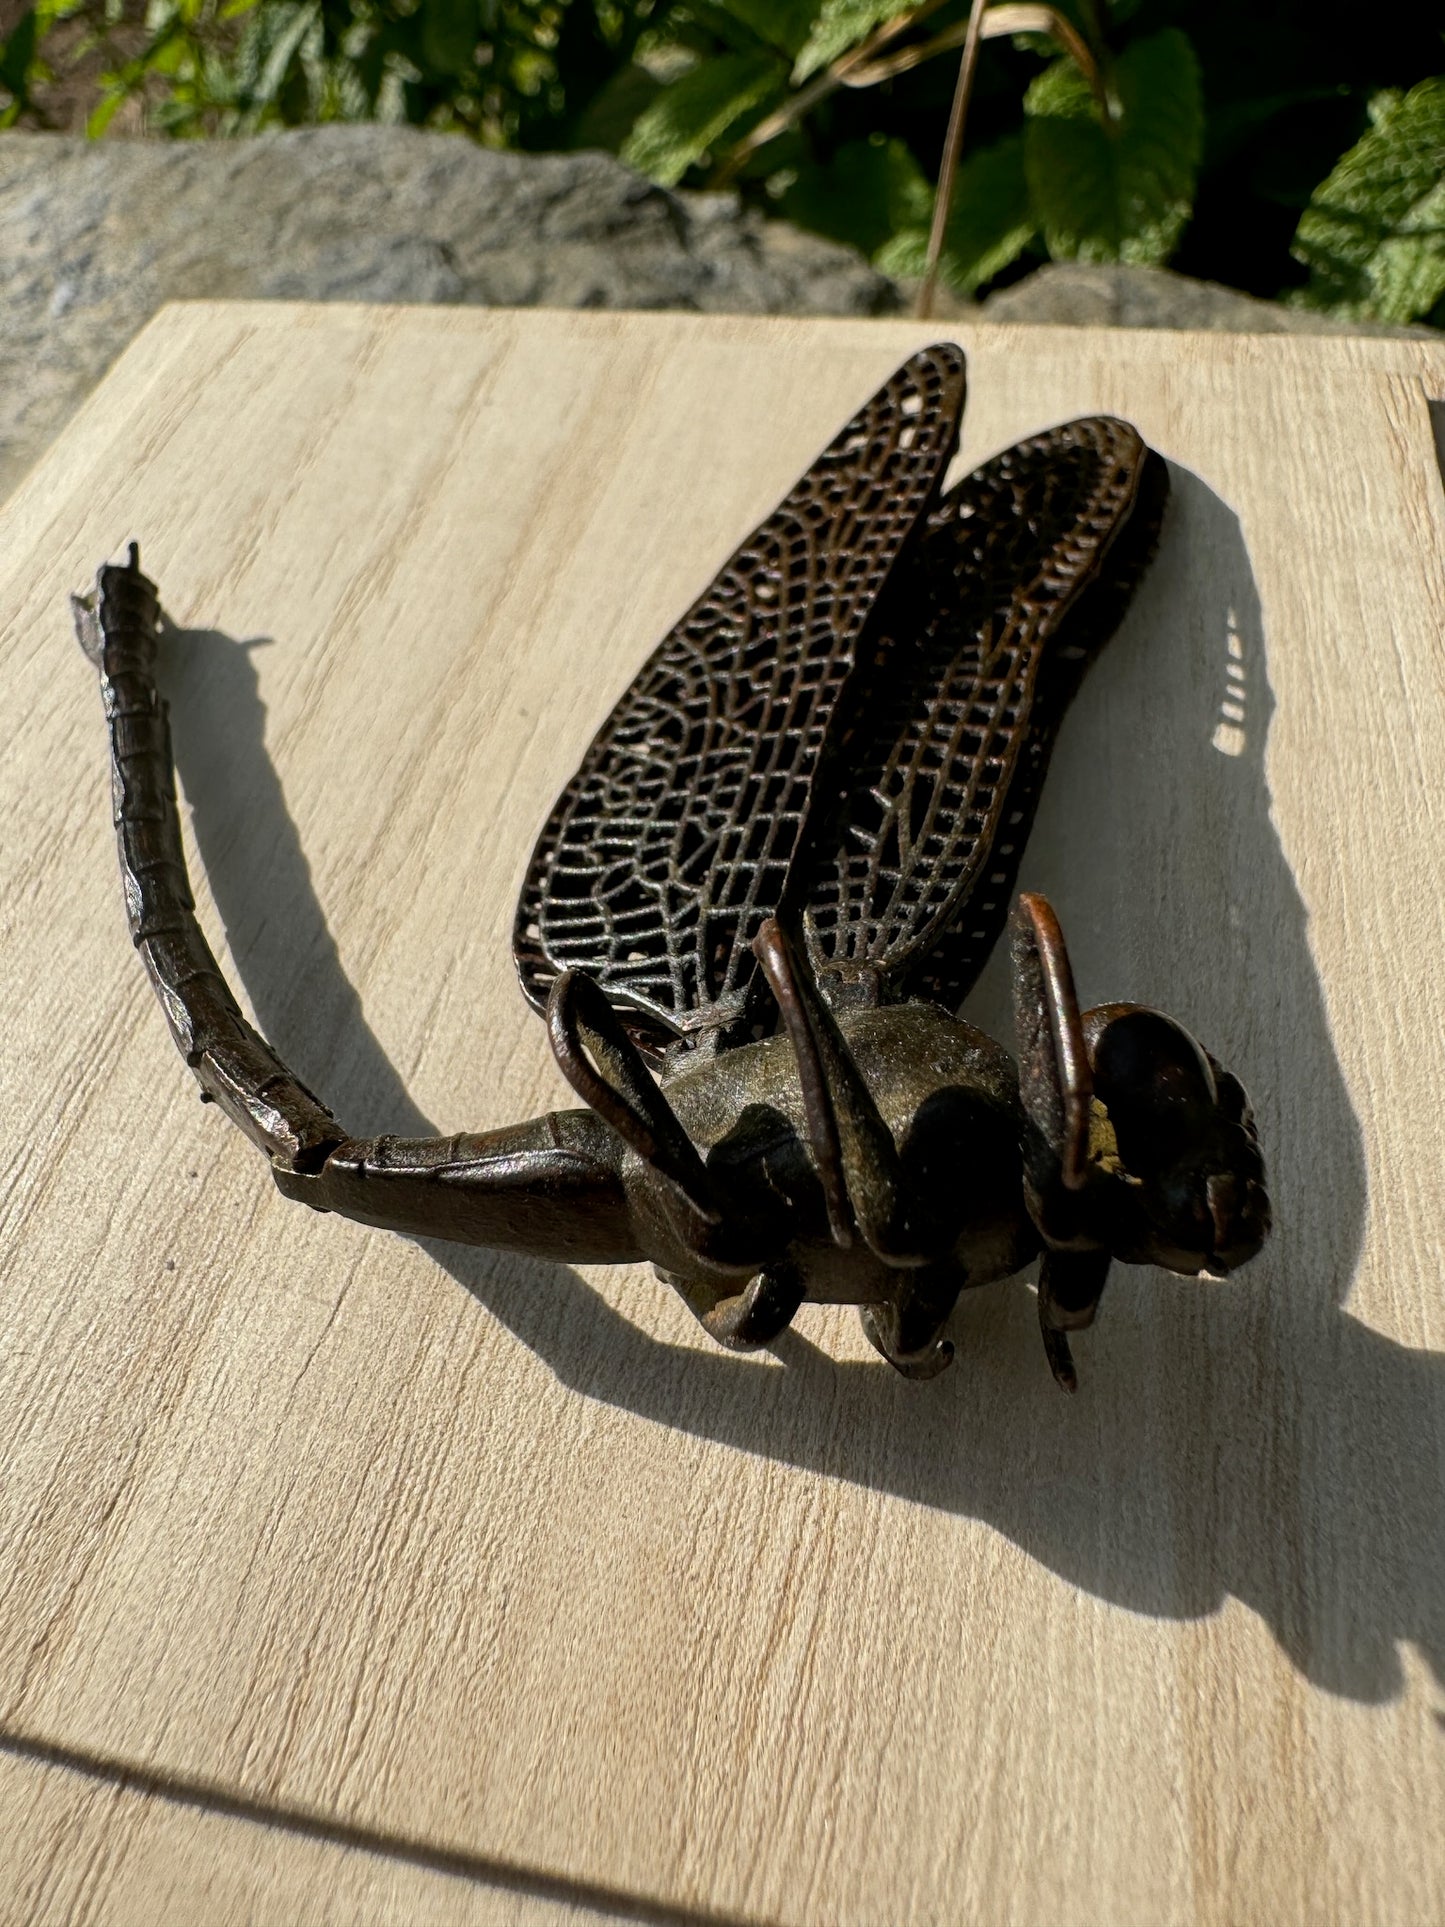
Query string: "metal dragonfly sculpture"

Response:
xmin=75 ymin=344 xmax=1270 ymax=1388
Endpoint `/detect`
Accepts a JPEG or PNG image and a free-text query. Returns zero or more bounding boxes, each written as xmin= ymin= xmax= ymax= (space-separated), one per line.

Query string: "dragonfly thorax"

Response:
xmin=632 ymin=1001 xmax=1039 ymax=1308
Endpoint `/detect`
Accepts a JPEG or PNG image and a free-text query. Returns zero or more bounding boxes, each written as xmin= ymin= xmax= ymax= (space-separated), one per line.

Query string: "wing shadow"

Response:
xmin=162 ymin=464 xmax=1441 ymax=1706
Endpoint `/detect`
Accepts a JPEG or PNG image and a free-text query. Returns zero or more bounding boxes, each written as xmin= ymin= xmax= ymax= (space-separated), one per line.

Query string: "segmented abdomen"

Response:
xmin=75 ymin=549 xmax=342 ymax=1171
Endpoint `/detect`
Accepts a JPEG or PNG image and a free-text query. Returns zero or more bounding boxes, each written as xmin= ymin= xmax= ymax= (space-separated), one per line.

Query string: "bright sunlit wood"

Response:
xmin=1 ymin=305 xmax=1443 ymax=1925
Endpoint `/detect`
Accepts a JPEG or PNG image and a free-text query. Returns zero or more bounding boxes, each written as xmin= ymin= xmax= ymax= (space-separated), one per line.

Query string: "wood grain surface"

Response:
xmin=0 ymin=1748 xmax=637 ymax=1926
xmin=1 ymin=305 xmax=1443 ymax=1926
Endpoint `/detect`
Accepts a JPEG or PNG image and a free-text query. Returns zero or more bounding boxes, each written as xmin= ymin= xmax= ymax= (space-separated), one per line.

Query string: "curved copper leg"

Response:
xmin=1010 ymin=892 xmax=1092 ymax=1199
xmin=1037 ymin=1246 xmax=1110 ymax=1392
xmin=859 ymin=1265 xmax=962 ymax=1379
xmin=753 ymin=917 xmax=923 ymax=1263
xmin=548 ymin=967 xmax=720 ymax=1225
xmin=666 ymin=1266 xmax=805 ymax=1353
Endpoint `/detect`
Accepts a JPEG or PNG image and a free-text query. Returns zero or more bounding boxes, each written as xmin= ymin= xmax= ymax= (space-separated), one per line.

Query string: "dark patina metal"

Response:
xmin=74 ymin=346 xmax=1270 ymax=1388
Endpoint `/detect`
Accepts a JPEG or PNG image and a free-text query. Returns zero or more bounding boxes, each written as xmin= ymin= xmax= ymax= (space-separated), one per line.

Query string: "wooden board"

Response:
xmin=0 ymin=1748 xmax=633 ymax=1926
xmin=1 ymin=304 xmax=1444 ymax=1926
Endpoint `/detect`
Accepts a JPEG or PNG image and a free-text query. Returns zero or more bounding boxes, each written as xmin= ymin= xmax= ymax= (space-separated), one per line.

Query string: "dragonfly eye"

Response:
xmin=1134 ymin=1155 xmax=1271 ymax=1277
xmin=1089 ymin=1010 xmax=1270 ymax=1274
xmin=1091 ymin=1008 xmax=1217 ymax=1176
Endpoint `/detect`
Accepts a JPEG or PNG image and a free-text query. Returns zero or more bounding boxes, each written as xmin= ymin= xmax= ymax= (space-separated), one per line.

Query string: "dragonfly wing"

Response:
xmin=806 ymin=416 xmax=1169 ymax=1009
xmin=514 ymin=345 xmax=968 ymax=1056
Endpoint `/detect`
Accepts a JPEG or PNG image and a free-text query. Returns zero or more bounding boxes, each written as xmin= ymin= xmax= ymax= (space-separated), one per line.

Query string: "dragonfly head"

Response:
xmin=1083 ymin=1005 xmax=1271 ymax=1277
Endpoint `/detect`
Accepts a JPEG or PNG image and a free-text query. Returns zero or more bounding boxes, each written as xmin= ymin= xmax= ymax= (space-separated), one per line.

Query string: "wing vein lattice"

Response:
xmin=514 ymin=346 xmax=967 ymax=1053
xmin=807 ymin=416 xmax=1166 ymax=1010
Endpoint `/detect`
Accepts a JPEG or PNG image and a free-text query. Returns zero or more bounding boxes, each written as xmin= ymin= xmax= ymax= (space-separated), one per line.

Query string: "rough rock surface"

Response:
xmin=0 ymin=126 xmax=894 ymax=501
xmin=3 ymin=127 xmax=1433 ymax=503
xmin=978 ymin=261 xmax=1430 ymax=335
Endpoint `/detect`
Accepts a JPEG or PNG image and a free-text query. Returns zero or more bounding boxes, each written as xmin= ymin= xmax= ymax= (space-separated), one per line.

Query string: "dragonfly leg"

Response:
xmin=663 ymin=1264 xmax=805 ymax=1353
xmin=548 ymin=968 xmax=721 ymax=1227
xmin=1010 ymin=891 xmax=1092 ymax=1208
xmin=753 ymin=918 xmax=923 ymax=1264
xmin=858 ymin=1263 xmax=963 ymax=1379
xmin=1036 ymin=1247 xmax=1111 ymax=1392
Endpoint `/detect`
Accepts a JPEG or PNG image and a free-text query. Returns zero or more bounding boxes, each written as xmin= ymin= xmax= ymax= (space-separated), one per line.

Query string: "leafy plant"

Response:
xmin=622 ymin=45 xmax=780 ymax=184
xmin=0 ymin=6 xmax=39 ymax=125
xmin=870 ymin=132 xmax=1032 ymax=293
xmin=0 ymin=0 xmax=1439 ymax=328
xmin=1023 ymin=29 xmax=1202 ymax=267
xmin=1291 ymin=77 xmax=1445 ymax=326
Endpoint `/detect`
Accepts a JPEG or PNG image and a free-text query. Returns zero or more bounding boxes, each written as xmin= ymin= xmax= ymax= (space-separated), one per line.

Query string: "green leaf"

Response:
xmin=778 ymin=134 xmax=930 ymax=257
xmin=87 ymin=89 xmax=128 ymax=135
xmin=0 ymin=8 xmax=39 ymax=108
xmin=1291 ymin=77 xmax=1445 ymax=325
xmin=1024 ymin=27 xmax=1202 ymax=266
xmin=564 ymin=59 xmax=662 ymax=154
xmin=621 ymin=49 xmax=782 ymax=186
xmin=237 ymin=0 xmax=320 ymax=107
xmin=718 ymin=0 xmax=819 ymax=59
xmin=875 ymin=134 xmax=1037 ymax=293
xmin=792 ymin=0 xmax=926 ymax=86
